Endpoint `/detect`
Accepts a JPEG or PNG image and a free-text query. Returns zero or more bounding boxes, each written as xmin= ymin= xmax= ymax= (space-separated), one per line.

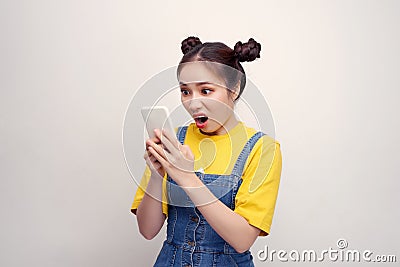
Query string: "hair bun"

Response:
xmin=234 ymin=38 xmax=261 ymax=62
xmin=181 ymin=36 xmax=202 ymax=54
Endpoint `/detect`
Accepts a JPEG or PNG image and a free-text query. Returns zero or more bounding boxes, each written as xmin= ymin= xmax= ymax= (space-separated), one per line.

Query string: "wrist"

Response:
xmin=150 ymin=171 xmax=164 ymax=183
xmin=176 ymin=172 xmax=202 ymax=188
xmin=180 ymin=173 xmax=217 ymax=207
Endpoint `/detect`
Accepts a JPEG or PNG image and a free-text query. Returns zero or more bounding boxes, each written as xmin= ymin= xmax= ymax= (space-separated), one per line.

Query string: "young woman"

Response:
xmin=131 ymin=36 xmax=282 ymax=266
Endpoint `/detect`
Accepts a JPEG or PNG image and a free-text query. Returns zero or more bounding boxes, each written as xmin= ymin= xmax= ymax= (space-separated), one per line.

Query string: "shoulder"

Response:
xmin=173 ymin=123 xmax=196 ymax=138
xmin=242 ymin=125 xmax=281 ymax=167
xmin=242 ymin=123 xmax=280 ymax=148
xmin=249 ymin=134 xmax=281 ymax=162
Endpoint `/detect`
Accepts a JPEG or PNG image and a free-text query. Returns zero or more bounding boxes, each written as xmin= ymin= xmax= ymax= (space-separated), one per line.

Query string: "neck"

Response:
xmin=200 ymin=114 xmax=239 ymax=136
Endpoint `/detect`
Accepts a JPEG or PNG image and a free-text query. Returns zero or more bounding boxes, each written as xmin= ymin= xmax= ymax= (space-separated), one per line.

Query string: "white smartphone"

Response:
xmin=141 ymin=106 xmax=175 ymax=139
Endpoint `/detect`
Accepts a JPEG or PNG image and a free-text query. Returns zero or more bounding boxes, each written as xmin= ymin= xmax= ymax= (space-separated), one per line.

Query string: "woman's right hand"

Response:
xmin=144 ymin=130 xmax=166 ymax=178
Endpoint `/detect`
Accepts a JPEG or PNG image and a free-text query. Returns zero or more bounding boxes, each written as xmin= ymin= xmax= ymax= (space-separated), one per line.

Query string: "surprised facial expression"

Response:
xmin=178 ymin=62 xmax=239 ymax=135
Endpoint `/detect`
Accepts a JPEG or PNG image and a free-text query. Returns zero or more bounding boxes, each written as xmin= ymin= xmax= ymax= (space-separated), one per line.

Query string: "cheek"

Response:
xmin=181 ymin=98 xmax=190 ymax=112
xmin=209 ymin=94 xmax=234 ymax=111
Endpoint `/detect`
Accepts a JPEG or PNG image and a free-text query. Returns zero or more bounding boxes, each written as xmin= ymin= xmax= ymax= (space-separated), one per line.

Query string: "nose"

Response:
xmin=188 ymin=97 xmax=203 ymax=113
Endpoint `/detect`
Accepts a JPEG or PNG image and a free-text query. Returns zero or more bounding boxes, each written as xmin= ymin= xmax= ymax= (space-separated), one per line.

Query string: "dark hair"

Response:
xmin=178 ymin=36 xmax=261 ymax=101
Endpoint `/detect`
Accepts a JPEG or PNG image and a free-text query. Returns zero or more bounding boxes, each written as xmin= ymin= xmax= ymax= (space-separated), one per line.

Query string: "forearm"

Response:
xmin=145 ymin=133 xmax=260 ymax=250
xmin=180 ymin=173 xmax=260 ymax=253
xmin=136 ymin=173 xmax=166 ymax=239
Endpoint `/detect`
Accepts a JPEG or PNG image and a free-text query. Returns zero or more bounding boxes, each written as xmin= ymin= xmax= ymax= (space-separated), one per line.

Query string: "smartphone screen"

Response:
xmin=141 ymin=106 xmax=175 ymax=138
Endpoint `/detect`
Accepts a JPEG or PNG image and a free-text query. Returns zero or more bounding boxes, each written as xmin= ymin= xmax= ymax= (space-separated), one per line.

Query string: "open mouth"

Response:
xmin=194 ymin=116 xmax=208 ymax=128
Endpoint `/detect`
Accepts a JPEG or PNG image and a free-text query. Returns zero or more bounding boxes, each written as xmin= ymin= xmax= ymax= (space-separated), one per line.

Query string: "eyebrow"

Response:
xmin=179 ymin=81 xmax=213 ymax=86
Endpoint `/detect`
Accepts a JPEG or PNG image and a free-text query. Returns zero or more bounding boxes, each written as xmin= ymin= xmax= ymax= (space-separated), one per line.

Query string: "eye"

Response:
xmin=201 ymin=88 xmax=212 ymax=95
xmin=180 ymin=89 xmax=190 ymax=96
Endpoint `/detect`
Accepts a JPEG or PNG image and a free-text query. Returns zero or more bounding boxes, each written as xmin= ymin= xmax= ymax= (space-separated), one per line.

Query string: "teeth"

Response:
xmin=195 ymin=116 xmax=208 ymax=123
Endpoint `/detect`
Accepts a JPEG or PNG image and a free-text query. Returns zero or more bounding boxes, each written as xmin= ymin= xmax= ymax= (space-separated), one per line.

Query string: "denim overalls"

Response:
xmin=154 ymin=126 xmax=265 ymax=267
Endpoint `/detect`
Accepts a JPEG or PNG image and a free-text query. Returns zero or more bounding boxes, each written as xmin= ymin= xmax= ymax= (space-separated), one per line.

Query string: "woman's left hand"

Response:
xmin=146 ymin=129 xmax=195 ymax=186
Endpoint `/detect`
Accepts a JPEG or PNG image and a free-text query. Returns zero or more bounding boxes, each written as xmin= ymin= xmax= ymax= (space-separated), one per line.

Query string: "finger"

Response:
xmin=151 ymin=133 xmax=161 ymax=143
xmin=148 ymin=148 xmax=163 ymax=162
xmin=149 ymin=154 xmax=160 ymax=164
xmin=145 ymin=152 xmax=162 ymax=170
xmin=147 ymin=139 xmax=169 ymax=160
xmin=144 ymin=151 xmax=153 ymax=162
xmin=146 ymin=137 xmax=161 ymax=150
xmin=148 ymin=146 xmax=169 ymax=169
xmin=144 ymin=150 xmax=153 ymax=161
xmin=158 ymin=131 xmax=179 ymax=155
xmin=154 ymin=128 xmax=173 ymax=145
xmin=155 ymin=128 xmax=180 ymax=152
xmin=150 ymin=160 xmax=162 ymax=170
xmin=144 ymin=154 xmax=153 ymax=167
xmin=157 ymin=127 xmax=175 ymax=140
xmin=180 ymin=145 xmax=195 ymax=161
xmin=145 ymin=147 xmax=157 ymax=160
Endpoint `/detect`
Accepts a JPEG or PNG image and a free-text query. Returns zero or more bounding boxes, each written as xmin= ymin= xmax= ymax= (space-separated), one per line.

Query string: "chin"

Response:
xmin=200 ymin=124 xmax=222 ymax=135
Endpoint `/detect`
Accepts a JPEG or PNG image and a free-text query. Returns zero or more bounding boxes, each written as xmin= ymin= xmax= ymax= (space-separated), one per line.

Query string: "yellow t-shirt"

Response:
xmin=131 ymin=121 xmax=282 ymax=236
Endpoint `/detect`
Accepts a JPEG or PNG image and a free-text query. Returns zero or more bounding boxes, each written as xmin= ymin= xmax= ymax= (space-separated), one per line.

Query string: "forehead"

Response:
xmin=178 ymin=61 xmax=226 ymax=88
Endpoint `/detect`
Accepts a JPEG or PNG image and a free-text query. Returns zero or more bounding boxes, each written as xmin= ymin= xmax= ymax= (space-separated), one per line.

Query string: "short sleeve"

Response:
xmin=234 ymin=137 xmax=282 ymax=236
xmin=130 ymin=165 xmax=168 ymax=216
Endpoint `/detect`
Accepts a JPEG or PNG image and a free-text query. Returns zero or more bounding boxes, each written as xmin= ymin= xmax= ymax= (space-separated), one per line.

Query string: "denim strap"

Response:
xmin=176 ymin=125 xmax=265 ymax=177
xmin=177 ymin=126 xmax=188 ymax=144
xmin=166 ymin=126 xmax=188 ymax=184
xmin=231 ymin=131 xmax=265 ymax=177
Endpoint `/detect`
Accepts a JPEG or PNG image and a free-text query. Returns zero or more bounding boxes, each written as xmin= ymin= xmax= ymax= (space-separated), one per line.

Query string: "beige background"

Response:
xmin=1 ymin=0 xmax=399 ymax=266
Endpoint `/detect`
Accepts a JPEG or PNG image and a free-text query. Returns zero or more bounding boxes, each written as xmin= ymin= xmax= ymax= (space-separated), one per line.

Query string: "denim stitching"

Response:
xmin=169 ymin=245 xmax=178 ymax=267
xmin=231 ymin=132 xmax=265 ymax=177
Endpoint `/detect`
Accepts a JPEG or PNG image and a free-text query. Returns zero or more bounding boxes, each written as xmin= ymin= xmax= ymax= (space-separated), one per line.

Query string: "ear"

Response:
xmin=229 ymin=81 xmax=241 ymax=101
